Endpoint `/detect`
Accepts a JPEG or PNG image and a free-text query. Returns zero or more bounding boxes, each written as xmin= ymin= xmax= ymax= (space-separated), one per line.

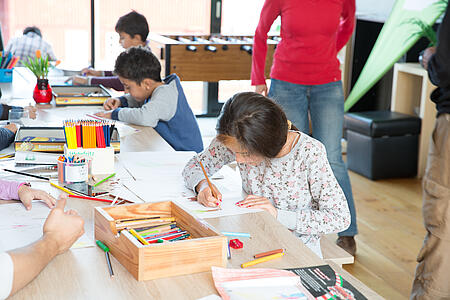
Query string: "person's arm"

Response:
xmin=7 ymin=197 xmax=84 ymax=297
xmin=0 ymin=179 xmax=22 ymax=200
xmin=427 ymin=6 xmax=450 ymax=88
xmin=0 ymin=104 xmax=22 ymax=120
xmin=277 ymin=142 xmax=351 ymax=234
xmin=336 ymin=0 xmax=356 ymax=52
xmin=251 ymin=0 xmax=281 ymax=86
xmin=111 ymin=86 xmax=177 ymax=127
xmin=0 ymin=125 xmax=17 ymax=150
xmin=89 ymin=76 xmax=124 ymax=91
xmin=182 ymin=138 xmax=235 ymax=192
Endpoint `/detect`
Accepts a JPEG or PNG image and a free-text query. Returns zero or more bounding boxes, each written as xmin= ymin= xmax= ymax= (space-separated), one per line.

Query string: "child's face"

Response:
xmin=118 ymin=76 xmax=151 ymax=102
xmin=223 ymin=137 xmax=265 ymax=166
xmin=118 ymin=32 xmax=143 ymax=49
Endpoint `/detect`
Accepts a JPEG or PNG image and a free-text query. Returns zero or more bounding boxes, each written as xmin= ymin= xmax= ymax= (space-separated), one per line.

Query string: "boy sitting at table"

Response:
xmin=95 ymin=46 xmax=203 ymax=153
xmin=73 ymin=11 xmax=150 ymax=91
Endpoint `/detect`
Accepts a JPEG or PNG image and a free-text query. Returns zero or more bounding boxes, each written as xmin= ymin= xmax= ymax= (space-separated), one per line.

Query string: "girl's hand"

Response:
xmin=236 ymin=195 xmax=277 ymax=218
xmin=195 ymin=180 xmax=222 ymax=208
xmin=18 ymin=184 xmax=57 ymax=210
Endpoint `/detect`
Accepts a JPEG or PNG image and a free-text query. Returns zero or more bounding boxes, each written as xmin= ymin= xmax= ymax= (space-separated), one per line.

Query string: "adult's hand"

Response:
xmin=255 ymin=84 xmax=268 ymax=96
xmin=420 ymin=47 xmax=436 ymax=70
xmin=4 ymin=123 xmax=18 ymax=133
xmin=43 ymin=197 xmax=85 ymax=255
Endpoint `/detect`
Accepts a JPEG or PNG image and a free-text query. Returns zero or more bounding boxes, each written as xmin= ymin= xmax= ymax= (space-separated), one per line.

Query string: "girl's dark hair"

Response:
xmin=115 ymin=11 xmax=149 ymax=42
xmin=217 ymin=92 xmax=289 ymax=158
xmin=114 ymin=46 xmax=162 ymax=83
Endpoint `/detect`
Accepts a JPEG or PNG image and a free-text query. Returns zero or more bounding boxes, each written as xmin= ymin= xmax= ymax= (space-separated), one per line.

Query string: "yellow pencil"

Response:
xmin=128 ymin=228 xmax=150 ymax=245
xmin=118 ymin=217 xmax=176 ymax=225
xmin=241 ymin=252 xmax=285 ymax=268
xmin=50 ymin=182 xmax=75 ymax=195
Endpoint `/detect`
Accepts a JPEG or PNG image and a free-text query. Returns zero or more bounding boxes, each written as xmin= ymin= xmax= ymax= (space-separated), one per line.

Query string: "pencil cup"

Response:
xmin=0 ymin=69 xmax=13 ymax=83
xmin=57 ymin=159 xmax=90 ymax=184
xmin=64 ymin=145 xmax=114 ymax=175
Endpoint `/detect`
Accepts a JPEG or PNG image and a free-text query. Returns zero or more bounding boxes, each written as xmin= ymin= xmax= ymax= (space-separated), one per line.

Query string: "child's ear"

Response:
xmin=142 ymin=78 xmax=154 ymax=90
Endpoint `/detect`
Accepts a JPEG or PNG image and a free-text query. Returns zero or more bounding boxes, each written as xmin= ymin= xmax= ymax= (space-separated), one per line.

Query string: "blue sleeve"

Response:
xmin=111 ymin=108 xmax=121 ymax=121
xmin=0 ymin=128 xmax=15 ymax=150
xmin=118 ymin=96 xmax=129 ymax=107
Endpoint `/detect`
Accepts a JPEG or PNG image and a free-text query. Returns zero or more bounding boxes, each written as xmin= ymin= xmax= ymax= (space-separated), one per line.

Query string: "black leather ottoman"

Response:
xmin=344 ymin=111 xmax=421 ymax=180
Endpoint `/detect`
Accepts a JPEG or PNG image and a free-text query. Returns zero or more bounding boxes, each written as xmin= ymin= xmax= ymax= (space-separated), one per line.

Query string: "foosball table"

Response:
xmin=148 ymin=33 xmax=280 ymax=82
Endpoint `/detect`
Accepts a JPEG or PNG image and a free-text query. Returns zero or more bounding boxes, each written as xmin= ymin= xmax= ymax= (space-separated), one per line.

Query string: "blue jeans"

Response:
xmin=269 ymin=78 xmax=358 ymax=236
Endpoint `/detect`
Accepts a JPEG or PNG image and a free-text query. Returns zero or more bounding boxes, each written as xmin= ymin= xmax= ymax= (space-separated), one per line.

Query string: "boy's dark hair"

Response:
xmin=115 ymin=11 xmax=149 ymax=42
xmin=23 ymin=26 xmax=42 ymax=37
xmin=217 ymin=92 xmax=289 ymax=158
xmin=114 ymin=46 xmax=162 ymax=83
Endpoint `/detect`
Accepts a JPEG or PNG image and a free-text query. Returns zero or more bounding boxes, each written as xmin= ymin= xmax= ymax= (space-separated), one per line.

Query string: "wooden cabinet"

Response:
xmin=391 ymin=63 xmax=437 ymax=178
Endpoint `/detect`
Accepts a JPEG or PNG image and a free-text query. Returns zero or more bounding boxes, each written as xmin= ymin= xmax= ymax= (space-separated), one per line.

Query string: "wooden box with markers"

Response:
xmin=94 ymin=201 xmax=227 ymax=281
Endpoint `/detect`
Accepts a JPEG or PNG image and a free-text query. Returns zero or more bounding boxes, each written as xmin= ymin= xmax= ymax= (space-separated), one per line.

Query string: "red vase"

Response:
xmin=33 ymin=79 xmax=53 ymax=104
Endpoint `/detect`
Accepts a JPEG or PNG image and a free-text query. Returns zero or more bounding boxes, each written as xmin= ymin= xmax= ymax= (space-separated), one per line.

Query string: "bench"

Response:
xmin=321 ymin=235 xmax=354 ymax=267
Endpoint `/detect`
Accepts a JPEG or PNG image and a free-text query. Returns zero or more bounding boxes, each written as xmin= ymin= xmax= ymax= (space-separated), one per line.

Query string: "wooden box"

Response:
xmin=52 ymin=85 xmax=111 ymax=106
xmin=94 ymin=201 xmax=227 ymax=281
xmin=14 ymin=127 xmax=120 ymax=153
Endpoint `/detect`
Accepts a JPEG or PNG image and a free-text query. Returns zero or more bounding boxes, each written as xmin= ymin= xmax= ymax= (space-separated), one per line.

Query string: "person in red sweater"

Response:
xmin=251 ymin=0 xmax=358 ymax=255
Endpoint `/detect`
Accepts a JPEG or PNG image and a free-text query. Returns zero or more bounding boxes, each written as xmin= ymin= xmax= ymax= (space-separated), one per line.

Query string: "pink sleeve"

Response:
xmin=0 ymin=179 xmax=22 ymax=200
xmin=251 ymin=0 xmax=281 ymax=86
xmin=336 ymin=0 xmax=356 ymax=52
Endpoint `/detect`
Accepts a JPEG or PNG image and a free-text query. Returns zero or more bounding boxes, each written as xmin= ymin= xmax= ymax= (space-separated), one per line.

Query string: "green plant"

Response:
xmin=22 ymin=50 xmax=50 ymax=79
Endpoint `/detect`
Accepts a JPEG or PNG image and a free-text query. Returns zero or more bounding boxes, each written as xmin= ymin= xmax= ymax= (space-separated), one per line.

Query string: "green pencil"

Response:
xmin=93 ymin=173 xmax=116 ymax=187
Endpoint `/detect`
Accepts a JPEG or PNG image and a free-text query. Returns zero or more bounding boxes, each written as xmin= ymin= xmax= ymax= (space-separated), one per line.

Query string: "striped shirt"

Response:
xmin=4 ymin=32 xmax=56 ymax=67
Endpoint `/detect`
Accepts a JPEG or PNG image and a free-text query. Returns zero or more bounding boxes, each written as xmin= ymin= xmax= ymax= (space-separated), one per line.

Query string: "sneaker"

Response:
xmin=336 ymin=236 xmax=356 ymax=256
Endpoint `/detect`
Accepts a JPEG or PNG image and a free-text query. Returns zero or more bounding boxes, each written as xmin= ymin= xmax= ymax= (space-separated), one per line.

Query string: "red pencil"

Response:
xmin=68 ymin=194 xmax=113 ymax=203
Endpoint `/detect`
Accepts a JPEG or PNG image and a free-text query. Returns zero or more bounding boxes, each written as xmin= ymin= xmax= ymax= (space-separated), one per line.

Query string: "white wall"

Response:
xmin=356 ymin=0 xmax=396 ymax=22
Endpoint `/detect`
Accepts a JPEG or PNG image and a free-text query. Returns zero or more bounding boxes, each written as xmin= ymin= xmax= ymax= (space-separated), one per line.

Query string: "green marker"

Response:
xmin=96 ymin=240 xmax=114 ymax=277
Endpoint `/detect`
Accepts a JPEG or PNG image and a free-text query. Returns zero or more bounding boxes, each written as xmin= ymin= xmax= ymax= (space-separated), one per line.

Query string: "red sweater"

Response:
xmin=251 ymin=0 xmax=355 ymax=86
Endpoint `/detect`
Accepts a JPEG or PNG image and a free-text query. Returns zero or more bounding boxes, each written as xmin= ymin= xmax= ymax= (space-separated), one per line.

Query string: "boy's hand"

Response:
xmin=4 ymin=123 xmax=18 ymax=133
xmin=72 ymin=75 xmax=88 ymax=85
xmin=81 ymin=68 xmax=102 ymax=76
xmin=18 ymin=185 xmax=56 ymax=210
xmin=43 ymin=196 xmax=85 ymax=255
xmin=103 ymin=98 xmax=121 ymax=110
xmin=94 ymin=111 xmax=112 ymax=119
xmin=24 ymin=105 xmax=37 ymax=119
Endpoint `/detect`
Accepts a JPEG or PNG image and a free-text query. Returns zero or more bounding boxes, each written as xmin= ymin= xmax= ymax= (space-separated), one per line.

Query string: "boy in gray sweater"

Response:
xmin=95 ymin=46 xmax=203 ymax=152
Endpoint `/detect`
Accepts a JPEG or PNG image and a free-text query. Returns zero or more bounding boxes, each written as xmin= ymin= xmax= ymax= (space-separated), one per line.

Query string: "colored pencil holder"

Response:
xmin=57 ymin=159 xmax=90 ymax=184
xmin=64 ymin=145 xmax=114 ymax=175
xmin=0 ymin=68 xmax=13 ymax=83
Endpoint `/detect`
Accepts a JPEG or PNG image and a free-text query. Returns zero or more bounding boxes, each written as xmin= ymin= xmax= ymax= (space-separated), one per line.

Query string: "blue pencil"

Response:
xmin=222 ymin=231 xmax=251 ymax=238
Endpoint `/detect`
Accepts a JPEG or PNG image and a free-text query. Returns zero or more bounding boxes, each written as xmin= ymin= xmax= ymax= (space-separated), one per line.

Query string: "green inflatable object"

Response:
xmin=345 ymin=0 xmax=447 ymax=111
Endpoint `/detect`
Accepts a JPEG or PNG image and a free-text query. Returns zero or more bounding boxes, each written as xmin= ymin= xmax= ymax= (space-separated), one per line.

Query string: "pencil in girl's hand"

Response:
xmin=198 ymin=160 xmax=219 ymax=200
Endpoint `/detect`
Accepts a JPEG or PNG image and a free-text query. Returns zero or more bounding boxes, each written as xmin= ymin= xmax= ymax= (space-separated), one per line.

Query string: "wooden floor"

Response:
xmin=328 ymin=168 xmax=425 ymax=299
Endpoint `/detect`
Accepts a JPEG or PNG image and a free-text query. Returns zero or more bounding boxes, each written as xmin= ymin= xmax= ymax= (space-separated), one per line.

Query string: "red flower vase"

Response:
xmin=33 ymin=79 xmax=53 ymax=104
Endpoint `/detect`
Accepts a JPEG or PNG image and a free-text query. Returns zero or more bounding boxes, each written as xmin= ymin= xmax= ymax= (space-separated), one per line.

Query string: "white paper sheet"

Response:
xmin=0 ymin=201 xmax=93 ymax=252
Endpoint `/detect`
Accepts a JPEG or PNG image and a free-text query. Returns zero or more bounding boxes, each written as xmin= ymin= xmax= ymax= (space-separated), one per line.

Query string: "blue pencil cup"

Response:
xmin=0 ymin=69 xmax=13 ymax=83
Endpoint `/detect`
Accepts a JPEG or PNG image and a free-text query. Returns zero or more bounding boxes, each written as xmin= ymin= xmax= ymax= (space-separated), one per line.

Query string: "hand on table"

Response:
xmin=81 ymin=68 xmax=102 ymax=77
xmin=24 ymin=106 xmax=37 ymax=119
xmin=255 ymin=84 xmax=268 ymax=96
xmin=43 ymin=196 xmax=85 ymax=255
xmin=72 ymin=75 xmax=88 ymax=85
xmin=195 ymin=179 xmax=222 ymax=207
xmin=18 ymin=184 xmax=57 ymax=210
xmin=236 ymin=195 xmax=278 ymax=218
xmin=94 ymin=111 xmax=112 ymax=119
xmin=103 ymin=98 xmax=121 ymax=110
xmin=4 ymin=123 xmax=18 ymax=134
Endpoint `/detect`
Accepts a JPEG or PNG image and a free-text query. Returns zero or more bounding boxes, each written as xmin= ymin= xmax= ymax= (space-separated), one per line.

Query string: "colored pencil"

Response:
xmin=253 ymin=248 xmax=285 ymax=259
xmin=3 ymin=168 xmax=49 ymax=181
xmin=93 ymin=173 xmax=116 ymax=187
xmin=68 ymin=194 xmax=113 ymax=203
xmin=50 ymin=182 xmax=75 ymax=195
xmin=128 ymin=228 xmax=150 ymax=245
xmin=198 ymin=160 xmax=218 ymax=199
xmin=241 ymin=252 xmax=285 ymax=268
xmin=221 ymin=231 xmax=251 ymax=238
